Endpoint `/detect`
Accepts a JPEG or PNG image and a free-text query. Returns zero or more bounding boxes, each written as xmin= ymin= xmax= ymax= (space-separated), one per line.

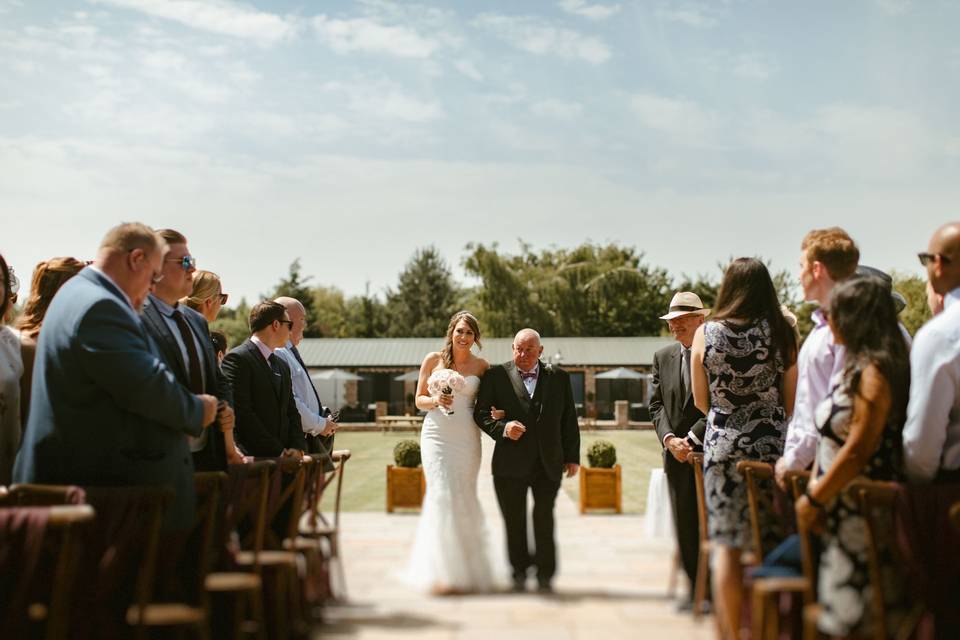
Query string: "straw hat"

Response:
xmin=659 ymin=292 xmax=711 ymax=320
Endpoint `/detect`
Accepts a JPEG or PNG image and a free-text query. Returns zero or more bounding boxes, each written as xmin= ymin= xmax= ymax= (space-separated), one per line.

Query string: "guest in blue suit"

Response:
xmin=13 ymin=222 xmax=218 ymax=530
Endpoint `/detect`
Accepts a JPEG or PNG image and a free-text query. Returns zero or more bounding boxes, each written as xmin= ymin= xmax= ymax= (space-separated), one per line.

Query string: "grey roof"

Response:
xmin=297 ymin=336 xmax=673 ymax=368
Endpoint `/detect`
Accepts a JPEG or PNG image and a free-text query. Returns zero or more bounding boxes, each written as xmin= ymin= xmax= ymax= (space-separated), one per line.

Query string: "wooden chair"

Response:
xmin=739 ymin=465 xmax=811 ymax=640
xmin=687 ymin=452 xmax=711 ymax=620
xmin=126 ymin=471 xmax=228 ymax=640
xmin=299 ymin=449 xmax=352 ymax=601
xmin=0 ymin=502 xmax=94 ymax=640
xmin=2 ymin=483 xmax=85 ymax=506
xmin=205 ymin=460 xmax=273 ymax=640
xmin=235 ymin=456 xmax=308 ymax=640
xmin=951 ymin=501 xmax=960 ymax=533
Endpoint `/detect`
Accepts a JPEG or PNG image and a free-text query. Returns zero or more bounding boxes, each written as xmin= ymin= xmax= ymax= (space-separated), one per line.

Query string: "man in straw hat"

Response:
xmin=649 ymin=291 xmax=710 ymax=612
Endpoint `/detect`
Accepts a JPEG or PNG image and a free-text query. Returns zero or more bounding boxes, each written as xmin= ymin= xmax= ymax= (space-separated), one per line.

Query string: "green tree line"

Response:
xmin=211 ymin=244 xmax=931 ymax=348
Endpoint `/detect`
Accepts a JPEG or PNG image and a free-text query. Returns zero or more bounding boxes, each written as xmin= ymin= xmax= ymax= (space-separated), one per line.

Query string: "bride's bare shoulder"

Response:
xmin=421 ymin=352 xmax=443 ymax=370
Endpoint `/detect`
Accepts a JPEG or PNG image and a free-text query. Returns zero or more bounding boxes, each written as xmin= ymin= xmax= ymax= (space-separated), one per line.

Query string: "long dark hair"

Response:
xmin=712 ymin=257 xmax=798 ymax=366
xmin=441 ymin=311 xmax=481 ymax=369
xmin=828 ymin=277 xmax=910 ymax=425
xmin=0 ymin=253 xmax=9 ymax=319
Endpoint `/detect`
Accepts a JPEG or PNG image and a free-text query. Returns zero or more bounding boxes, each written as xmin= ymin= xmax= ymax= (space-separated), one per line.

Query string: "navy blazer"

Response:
xmin=221 ymin=339 xmax=306 ymax=457
xmin=142 ymin=296 xmax=233 ymax=470
xmin=13 ymin=267 xmax=205 ymax=530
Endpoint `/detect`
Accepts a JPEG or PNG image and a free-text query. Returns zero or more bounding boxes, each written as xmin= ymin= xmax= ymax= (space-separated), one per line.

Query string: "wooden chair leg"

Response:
xmin=667 ymin=549 xmax=679 ymax=599
xmin=693 ymin=547 xmax=709 ymax=620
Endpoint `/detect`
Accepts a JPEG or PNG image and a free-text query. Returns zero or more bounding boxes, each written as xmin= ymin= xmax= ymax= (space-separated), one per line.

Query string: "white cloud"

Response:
xmin=313 ymin=15 xmax=440 ymax=58
xmin=473 ymin=13 xmax=612 ymax=64
xmin=454 ymin=60 xmax=483 ymax=81
xmin=530 ymin=99 xmax=583 ymax=121
xmin=629 ymin=93 xmax=721 ymax=142
xmin=558 ymin=0 xmax=621 ymax=21
xmin=324 ymin=80 xmax=445 ymax=123
xmin=655 ymin=4 xmax=719 ymax=29
xmin=875 ymin=0 xmax=911 ymax=15
xmin=88 ymin=0 xmax=298 ymax=46
xmin=732 ymin=52 xmax=778 ymax=80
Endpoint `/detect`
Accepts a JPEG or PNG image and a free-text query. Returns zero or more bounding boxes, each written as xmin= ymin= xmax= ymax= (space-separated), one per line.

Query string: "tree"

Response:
xmin=344 ymin=284 xmax=389 ymax=338
xmin=384 ymin=247 xmax=461 ymax=337
xmin=891 ymin=270 xmax=931 ymax=336
xmin=311 ymin=286 xmax=349 ymax=337
xmin=266 ymin=259 xmax=321 ymax=337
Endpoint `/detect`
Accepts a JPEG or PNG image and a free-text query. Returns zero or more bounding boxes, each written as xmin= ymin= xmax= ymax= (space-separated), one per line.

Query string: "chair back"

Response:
xmin=263 ymin=456 xmax=308 ymax=549
xmin=951 ymin=501 xmax=960 ymax=534
xmin=188 ymin=472 xmax=227 ymax=604
xmin=785 ymin=471 xmax=816 ymax=604
xmin=2 ymin=484 xmax=86 ymax=506
xmin=846 ymin=479 xmax=900 ymax=640
xmin=223 ymin=460 xmax=275 ymax=574
xmin=0 ymin=504 xmax=94 ymax=640
xmin=687 ymin=452 xmax=708 ymax=543
xmin=313 ymin=450 xmax=351 ymax=532
xmin=736 ymin=460 xmax=774 ymax=563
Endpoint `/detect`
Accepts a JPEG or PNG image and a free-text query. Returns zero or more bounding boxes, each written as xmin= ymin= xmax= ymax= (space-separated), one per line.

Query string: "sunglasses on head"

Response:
xmin=165 ymin=255 xmax=197 ymax=270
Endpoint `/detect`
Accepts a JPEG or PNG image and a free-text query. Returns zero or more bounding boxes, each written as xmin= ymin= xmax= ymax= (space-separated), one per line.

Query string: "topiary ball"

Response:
xmin=393 ymin=440 xmax=422 ymax=468
xmin=586 ymin=440 xmax=617 ymax=468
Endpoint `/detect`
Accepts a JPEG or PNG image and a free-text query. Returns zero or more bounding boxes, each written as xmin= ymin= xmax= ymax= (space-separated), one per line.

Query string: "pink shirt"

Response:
xmin=250 ymin=335 xmax=274 ymax=363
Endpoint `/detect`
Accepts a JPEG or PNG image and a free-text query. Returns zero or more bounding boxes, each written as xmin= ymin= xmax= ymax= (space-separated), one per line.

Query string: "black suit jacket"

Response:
xmin=142 ymin=296 xmax=234 ymax=470
xmin=221 ymin=339 xmax=306 ymax=457
xmin=474 ymin=361 xmax=580 ymax=482
xmin=649 ymin=343 xmax=706 ymax=448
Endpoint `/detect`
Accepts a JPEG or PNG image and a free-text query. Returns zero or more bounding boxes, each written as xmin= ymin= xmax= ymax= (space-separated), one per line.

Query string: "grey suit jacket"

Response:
xmin=13 ymin=267 xmax=205 ymax=530
xmin=649 ymin=342 xmax=707 ymax=448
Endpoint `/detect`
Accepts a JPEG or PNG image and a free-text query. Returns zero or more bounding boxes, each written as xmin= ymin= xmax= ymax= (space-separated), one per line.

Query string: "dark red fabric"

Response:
xmin=893 ymin=483 xmax=960 ymax=640
xmin=0 ymin=507 xmax=50 ymax=638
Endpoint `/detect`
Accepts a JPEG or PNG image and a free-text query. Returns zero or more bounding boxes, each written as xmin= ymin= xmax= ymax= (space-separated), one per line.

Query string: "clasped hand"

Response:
xmin=666 ymin=435 xmax=692 ymax=462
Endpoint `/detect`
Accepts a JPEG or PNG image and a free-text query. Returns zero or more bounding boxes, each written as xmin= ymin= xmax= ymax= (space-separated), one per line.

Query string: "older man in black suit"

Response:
xmin=222 ymin=301 xmax=306 ymax=458
xmin=141 ymin=228 xmax=236 ymax=471
xmin=649 ymin=291 xmax=710 ymax=612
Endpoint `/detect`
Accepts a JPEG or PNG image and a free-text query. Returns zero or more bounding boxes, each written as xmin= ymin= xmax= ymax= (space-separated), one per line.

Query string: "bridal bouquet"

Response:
xmin=427 ymin=369 xmax=467 ymax=416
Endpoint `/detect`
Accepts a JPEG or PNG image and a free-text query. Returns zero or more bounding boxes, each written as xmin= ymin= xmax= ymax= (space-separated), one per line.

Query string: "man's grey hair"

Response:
xmin=513 ymin=328 xmax=541 ymax=344
xmin=274 ymin=296 xmax=305 ymax=314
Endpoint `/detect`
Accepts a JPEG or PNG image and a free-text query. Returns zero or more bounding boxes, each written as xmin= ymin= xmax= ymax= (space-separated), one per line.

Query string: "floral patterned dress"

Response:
xmin=702 ymin=319 xmax=787 ymax=550
xmin=813 ymin=375 xmax=904 ymax=637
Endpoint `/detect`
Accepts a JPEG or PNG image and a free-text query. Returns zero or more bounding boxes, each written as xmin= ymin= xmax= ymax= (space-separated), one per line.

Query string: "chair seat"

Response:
xmin=283 ymin=536 xmax=321 ymax=552
xmin=753 ymin=576 xmax=808 ymax=593
xmin=299 ymin=522 xmax=335 ymax=537
xmin=205 ymin=571 xmax=262 ymax=592
xmin=236 ymin=550 xmax=298 ymax=567
xmin=126 ymin=603 xmax=205 ymax=626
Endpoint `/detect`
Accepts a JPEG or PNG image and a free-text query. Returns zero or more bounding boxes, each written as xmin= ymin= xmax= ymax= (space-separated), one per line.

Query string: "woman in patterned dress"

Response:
xmin=690 ymin=258 xmax=799 ymax=639
xmin=795 ymin=276 xmax=908 ymax=637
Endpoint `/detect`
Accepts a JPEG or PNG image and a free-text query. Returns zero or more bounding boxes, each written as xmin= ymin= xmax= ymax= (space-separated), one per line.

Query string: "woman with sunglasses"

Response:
xmin=180 ymin=270 xmax=228 ymax=323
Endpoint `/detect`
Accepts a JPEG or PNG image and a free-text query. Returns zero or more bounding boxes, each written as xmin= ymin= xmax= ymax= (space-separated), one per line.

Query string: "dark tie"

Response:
xmin=267 ymin=353 xmax=282 ymax=395
xmin=290 ymin=345 xmax=323 ymax=408
xmin=172 ymin=309 xmax=204 ymax=394
xmin=681 ymin=347 xmax=691 ymax=396
xmin=520 ymin=371 xmax=537 ymax=381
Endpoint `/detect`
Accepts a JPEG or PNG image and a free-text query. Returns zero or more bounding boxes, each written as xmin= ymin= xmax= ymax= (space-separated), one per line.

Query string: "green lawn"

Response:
xmin=323 ymin=431 xmax=664 ymax=514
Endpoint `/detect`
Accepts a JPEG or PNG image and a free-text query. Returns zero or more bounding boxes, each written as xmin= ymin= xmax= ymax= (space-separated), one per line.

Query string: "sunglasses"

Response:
xmin=278 ymin=319 xmax=293 ymax=329
xmin=218 ymin=292 xmax=229 ymax=305
xmin=918 ymin=252 xmax=952 ymax=267
xmin=165 ymin=255 xmax=197 ymax=271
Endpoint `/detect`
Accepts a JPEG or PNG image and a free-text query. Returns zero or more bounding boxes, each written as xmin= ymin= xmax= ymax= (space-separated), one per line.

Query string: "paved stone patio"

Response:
xmin=319 ymin=438 xmax=715 ymax=639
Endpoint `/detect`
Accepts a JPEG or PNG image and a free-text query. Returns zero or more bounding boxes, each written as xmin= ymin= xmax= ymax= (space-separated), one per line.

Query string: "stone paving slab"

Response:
xmin=318 ymin=437 xmax=714 ymax=640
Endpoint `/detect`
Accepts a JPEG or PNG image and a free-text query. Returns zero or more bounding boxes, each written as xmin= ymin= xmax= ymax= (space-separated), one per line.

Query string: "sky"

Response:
xmin=1 ymin=0 xmax=958 ymax=305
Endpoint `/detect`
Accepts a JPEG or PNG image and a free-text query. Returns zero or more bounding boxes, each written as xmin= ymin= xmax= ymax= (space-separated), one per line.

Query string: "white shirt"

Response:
xmin=274 ymin=341 xmax=327 ymax=436
xmin=782 ymin=309 xmax=845 ymax=471
xmin=520 ymin=363 xmax=539 ymax=397
xmin=903 ymin=287 xmax=960 ymax=482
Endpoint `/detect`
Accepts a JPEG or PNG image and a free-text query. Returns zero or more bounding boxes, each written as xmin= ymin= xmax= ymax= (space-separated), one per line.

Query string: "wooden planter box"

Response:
xmin=386 ymin=465 xmax=426 ymax=512
xmin=579 ymin=464 xmax=622 ymax=514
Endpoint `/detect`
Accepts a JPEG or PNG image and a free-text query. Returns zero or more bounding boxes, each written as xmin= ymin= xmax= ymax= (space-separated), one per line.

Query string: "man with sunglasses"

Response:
xmin=14 ymin=223 xmax=218 ymax=531
xmin=142 ymin=229 xmax=236 ymax=472
xmin=904 ymin=223 xmax=960 ymax=482
xmin=222 ymin=301 xmax=306 ymax=459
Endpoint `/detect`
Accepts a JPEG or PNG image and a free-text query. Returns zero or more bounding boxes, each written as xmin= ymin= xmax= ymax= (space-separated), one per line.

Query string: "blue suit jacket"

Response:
xmin=13 ymin=267 xmax=205 ymax=530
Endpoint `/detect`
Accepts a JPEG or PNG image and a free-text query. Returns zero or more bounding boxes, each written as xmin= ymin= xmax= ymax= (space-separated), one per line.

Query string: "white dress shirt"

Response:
xmin=520 ymin=363 xmax=539 ymax=397
xmin=782 ymin=308 xmax=846 ymax=471
xmin=274 ymin=341 xmax=327 ymax=436
xmin=903 ymin=287 xmax=960 ymax=481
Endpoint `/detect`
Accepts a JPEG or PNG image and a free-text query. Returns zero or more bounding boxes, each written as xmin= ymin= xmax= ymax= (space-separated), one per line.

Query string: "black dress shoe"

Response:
xmin=511 ymin=578 xmax=526 ymax=593
xmin=536 ymin=581 xmax=553 ymax=594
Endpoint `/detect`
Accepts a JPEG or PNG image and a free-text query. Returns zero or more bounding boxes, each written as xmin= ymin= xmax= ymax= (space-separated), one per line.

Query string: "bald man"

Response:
xmin=474 ymin=328 xmax=580 ymax=593
xmin=903 ymin=223 xmax=960 ymax=482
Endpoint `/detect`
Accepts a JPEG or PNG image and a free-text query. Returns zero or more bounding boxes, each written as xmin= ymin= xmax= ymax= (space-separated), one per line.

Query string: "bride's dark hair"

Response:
xmin=442 ymin=311 xmax=481 ymax=369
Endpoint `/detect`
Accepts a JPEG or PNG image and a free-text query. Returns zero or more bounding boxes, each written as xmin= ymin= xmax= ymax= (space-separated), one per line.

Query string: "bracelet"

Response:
xmin=805 ymin=490 xmax=825 ymax=510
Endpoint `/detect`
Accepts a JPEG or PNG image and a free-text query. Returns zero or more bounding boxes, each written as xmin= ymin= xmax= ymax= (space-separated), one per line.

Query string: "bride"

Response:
xmin=401 ymin=310 xmax=505 ymax=594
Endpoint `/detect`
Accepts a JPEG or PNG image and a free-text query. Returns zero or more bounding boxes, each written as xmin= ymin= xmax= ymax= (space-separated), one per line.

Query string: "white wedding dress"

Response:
xmin=401 ymin=375 xmax=506 ymax=592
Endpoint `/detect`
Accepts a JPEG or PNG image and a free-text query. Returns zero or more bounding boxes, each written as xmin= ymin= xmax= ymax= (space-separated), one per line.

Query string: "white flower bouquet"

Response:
xmin=427 ymin=369 xmax=466 ymax=416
